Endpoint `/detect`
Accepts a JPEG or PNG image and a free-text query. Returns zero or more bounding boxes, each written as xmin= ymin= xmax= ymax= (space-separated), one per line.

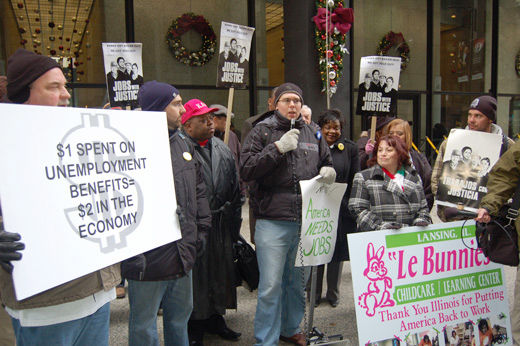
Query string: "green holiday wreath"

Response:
xmin=166 ymin=13 xmax=216 ymax=66
xmin=377 ymin=31 xmax=410 ymax=70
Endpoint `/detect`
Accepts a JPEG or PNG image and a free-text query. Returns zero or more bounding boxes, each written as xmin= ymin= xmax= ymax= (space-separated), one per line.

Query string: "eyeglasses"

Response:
xmin=279 ymin=98 xmax=302 ymax=105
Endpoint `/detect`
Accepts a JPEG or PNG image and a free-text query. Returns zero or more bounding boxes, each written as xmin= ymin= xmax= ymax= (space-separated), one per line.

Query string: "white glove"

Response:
xmin=275 ymin=129 xmax=300 ymax=154
xmin=318 ymin=166 xmax=336 ymax=185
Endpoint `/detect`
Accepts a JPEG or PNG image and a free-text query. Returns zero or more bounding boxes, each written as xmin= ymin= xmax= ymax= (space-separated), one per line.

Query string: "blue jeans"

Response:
xmin=128 ymin=271 xmax=192 ymax=346
xmin=254 ymin=219 xmax=309 ymax=346
xmin=11 ymin=302 xmax=110 ymax=346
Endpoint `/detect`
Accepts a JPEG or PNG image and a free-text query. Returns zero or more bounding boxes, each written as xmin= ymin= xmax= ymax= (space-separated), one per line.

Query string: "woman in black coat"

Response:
xmin=311 ymin=109 xmax=359 ymax=307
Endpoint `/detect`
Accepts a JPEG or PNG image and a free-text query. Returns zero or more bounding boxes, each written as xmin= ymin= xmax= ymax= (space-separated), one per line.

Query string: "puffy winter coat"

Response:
xmin=240 ymin=111 xmax=333 ymax=222
xmin=121 ymin=130 xmax=211 ymax=281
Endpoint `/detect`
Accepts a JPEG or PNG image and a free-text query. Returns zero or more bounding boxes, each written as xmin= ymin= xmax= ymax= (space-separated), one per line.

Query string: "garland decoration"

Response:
xmin=313 ymin=0 xmax=353 ymax=97
xmin=166 ymin=13 xmax=216 ymax=66
xmin=377 ymin=31 xmax=410 ymax=70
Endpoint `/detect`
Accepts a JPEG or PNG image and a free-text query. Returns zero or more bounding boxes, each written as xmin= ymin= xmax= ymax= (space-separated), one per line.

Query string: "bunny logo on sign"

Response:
xmin=358 ymin=242 xmax=395 ymax=316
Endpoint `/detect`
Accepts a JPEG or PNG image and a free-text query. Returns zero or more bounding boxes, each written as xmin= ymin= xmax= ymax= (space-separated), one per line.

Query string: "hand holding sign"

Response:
xmin=0 ymin=230 xmax=25 ymax=273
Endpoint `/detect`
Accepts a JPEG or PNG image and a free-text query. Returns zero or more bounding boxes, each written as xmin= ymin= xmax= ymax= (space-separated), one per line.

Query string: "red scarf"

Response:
xmin=381 ymin=167 xmax=404 ymax=191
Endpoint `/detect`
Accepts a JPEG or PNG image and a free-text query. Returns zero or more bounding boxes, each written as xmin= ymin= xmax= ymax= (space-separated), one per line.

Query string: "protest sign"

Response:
xmin=216 ymin=21 xmax=255 ymax=89
xmin=356 ymin=56 xmax=401 ymax=117
xmin=0 ymin=104 xmax=180 ymax=300
xmin=348 ymin=221 xmax=511 ymax=345
xmin=436 ymin=129 xmax=502 ymax=212
xmin=296 ymin=177 xmax=347 ymax=267
xmin=102 ymin=42 xmax=143 ymax=109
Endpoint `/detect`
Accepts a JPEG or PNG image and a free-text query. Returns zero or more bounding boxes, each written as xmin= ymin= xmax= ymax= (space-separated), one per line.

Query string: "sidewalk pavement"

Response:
xmin=108 ymin=204 xmax=517 ymax=345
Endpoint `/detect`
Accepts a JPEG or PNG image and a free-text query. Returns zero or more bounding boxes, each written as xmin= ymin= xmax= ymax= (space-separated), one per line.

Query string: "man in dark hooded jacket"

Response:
xmin=182 ymin=99 xmax=243 ymax=345
xmin=122 ymin=81 xmax=211 ymax=346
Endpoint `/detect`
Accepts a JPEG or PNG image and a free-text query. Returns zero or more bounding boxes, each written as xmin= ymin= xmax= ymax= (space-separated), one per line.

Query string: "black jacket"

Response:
xmin=410 ymin=149 xmax=433 ymax=210
xmin=190 ymin=136 xmax=243 ymax=319
xmin=240 ymin=111 xmax=333 ymax=221
xmin=121 ymin=130 xmax=211 ymax=281
xmin=329 ymin=138 xmax=359 ymax=262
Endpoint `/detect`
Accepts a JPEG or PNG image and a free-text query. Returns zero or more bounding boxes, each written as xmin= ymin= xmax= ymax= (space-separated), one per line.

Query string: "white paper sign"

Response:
xmin=296 ymin=177 xmax=347 ymax=267
xmin=0 ymin=104 xmax=180 ymax=300
xmin=102 ymin=42 xmax=143 ymax=109
xmin=436 ymin=129 xmax=502 ymax=212
xmin=216 ymin=21 xmax=255 ymax=89
xmin=348 ymin=221 xmax=512 ymax=345
xmin=356 ymin=55 xmax=402 ymax=116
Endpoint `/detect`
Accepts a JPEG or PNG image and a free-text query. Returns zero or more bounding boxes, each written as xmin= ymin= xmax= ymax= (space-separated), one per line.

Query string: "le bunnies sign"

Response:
xmin=0 ymin=104 xmax=180 ymax=300
xmin=348 ymin=221 xmax=512 ymax=345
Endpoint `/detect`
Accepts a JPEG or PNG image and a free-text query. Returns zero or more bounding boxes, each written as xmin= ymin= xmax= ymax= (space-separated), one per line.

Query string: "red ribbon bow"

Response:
xmin=313 ymin=7 xmax=354 ymax=35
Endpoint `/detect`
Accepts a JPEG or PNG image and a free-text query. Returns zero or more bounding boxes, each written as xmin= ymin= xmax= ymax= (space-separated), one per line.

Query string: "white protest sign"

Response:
xmin=0 ymin=104 xmax=180 ymax=300
xmin=296 ymin=177 xmax=347 ymax=267
xmin=216 ymin=21 xmax=255 ymax=89
xmin=356 ymin=55 xmax=401 ymax=116
xmin=348 ymin=221 xmax=511 ymax=345
xmin=102 ymin=42 xmax=143 ymax=109
xmin=436 ymin=129 xmax=502 ymax=212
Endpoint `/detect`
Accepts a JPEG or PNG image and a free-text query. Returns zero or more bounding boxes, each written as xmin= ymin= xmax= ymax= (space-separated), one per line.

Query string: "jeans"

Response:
xmin=11 ymin=302 xmax=110 ymax=346
xmin=254 ymin=219 xmax=309 ymax=346
xmin=128 ymin=271 xmax=193 ymax=346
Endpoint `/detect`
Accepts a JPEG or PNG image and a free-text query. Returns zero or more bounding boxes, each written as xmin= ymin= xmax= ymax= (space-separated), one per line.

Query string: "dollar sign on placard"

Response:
xmin=78 ymin=204 xmax=85 ymax=218
xmin=57 ymin=143 xmax=65 ymax=157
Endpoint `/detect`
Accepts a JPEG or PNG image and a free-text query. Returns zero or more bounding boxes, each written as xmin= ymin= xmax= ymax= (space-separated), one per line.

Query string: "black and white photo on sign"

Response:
xmin=216 ymin=21 xmax=255 ymax=89
xmin=435 ymin=129 xmax=502 ymax=211
xmin=356 ymin=56 xmax=401 ymax=117
xmin=102 ymin=43 xmax=143 ymax=109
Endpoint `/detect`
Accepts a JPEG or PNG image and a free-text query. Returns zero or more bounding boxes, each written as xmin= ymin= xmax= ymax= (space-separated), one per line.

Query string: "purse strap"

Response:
xmin=506 ymin=181 xmax=520 ymax=222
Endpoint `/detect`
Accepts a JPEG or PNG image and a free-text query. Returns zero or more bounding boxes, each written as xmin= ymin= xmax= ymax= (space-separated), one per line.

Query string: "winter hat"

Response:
xmin=274 ymin=82 xmax=304 ymax=106
xmin=182 ymin=99 xmax=218 ymax=124
xmin=376 ymin=116 xmax=397 ymax=131
xmin=209 ymin=104 xmax=234 ymax=118
xmin=138 ymin=81 xmax=179 ymax=112
xmin=7 ymin=49 xmax=61 ymax=104
xmin=469 ymin=95 xmax=497 ymax=122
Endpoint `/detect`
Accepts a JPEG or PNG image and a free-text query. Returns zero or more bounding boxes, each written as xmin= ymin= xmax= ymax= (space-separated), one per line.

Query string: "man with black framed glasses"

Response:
xmin=240 ymin=82 xmax=335 ymax=346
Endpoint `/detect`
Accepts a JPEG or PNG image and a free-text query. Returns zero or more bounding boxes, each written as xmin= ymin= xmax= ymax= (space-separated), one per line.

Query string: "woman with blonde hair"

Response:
xmin=384 ymin=119 xmax=433 ymax=209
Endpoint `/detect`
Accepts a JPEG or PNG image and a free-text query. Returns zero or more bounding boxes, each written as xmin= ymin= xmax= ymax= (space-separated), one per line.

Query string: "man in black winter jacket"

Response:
xmin=240 ymin=82 xmax=335 ymax=346
xmin=182 ymin=99 xmax=243 ymax=345
xmin=122 ymin=81 xmax=211 ymax=346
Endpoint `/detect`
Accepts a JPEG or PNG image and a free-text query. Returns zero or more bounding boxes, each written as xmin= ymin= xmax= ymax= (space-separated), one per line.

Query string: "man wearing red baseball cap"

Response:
xmin=181 ymin=99 xmax=243 ymax=345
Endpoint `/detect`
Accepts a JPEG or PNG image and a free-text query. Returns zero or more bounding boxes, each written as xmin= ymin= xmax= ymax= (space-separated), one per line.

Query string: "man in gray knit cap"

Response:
xmin=0 ymin=48 xmax=120 ymax=345
xmin=240 ymin=82 xmax=335 ymax=346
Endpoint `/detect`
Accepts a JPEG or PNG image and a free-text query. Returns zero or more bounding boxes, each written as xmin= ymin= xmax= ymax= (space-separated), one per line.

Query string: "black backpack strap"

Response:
xmin=499 ymin=134 xmax=508 ymax=157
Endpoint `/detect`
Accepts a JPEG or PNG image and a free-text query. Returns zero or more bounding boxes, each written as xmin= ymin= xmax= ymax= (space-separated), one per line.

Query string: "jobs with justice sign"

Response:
xmin=216 ymin=21 xmax=255 ymax=89
xmin=348 ymin=221 xmax=511 ymax=345
xmin=0 ymin=104 xmax=180 ymax=300
xmin=356 ymin=56 xmax=401 ymax=117
xmin=296 ymin=177 xmax=347 ymax=267
xmin=102 ymin=42 xmax=143 ymax=109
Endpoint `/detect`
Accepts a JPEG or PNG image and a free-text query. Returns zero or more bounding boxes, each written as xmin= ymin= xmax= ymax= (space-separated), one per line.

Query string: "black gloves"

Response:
xmin=0 ymin=230 xmax=24 ymax=273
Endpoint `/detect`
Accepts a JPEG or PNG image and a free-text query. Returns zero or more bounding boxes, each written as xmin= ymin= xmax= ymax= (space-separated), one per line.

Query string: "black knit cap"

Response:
xmin=7 ymin=49 xmax=61 ymax=104
xmin=274 ymin=82 xmax=304 ymax=106
xmin=469 ymin=95 xmax=497 ymax=122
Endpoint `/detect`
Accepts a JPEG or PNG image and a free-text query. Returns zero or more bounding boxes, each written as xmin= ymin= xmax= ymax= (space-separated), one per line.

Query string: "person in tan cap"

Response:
xmin=0 ymin=48 xmax=120 ymax=345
